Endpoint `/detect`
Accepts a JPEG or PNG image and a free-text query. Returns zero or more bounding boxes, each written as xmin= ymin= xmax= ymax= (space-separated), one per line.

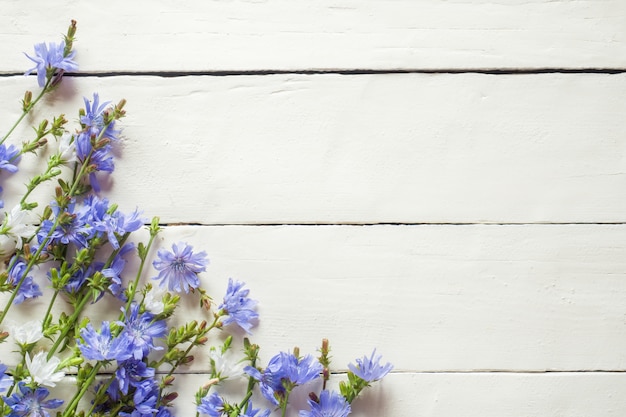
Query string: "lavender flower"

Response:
xmin=120 ymin=303 xmax=167 ymax=360
xmin=5 ymin=382 xmax=63 ymax=417
xmin=218 ymin=278 xmax=258 ymax=334
xmin=299 ymin=390 xmax=351 ymax=417
xmin=245 ymin=352 xmax=322 ymax=406
xmin=77 ymin=321 xmax=133 ymax=362
xmin=24 ymin=41 xmax=78 ymax=87
xmin=197 ymin=392 xmax=224 ymax=417
xmin=153 ymin=242 xmax=209 ymax=293
xmin=0 ymin=144 xmax=21 ymax=173
xmin=348 ymin=349 xmax=393 ymax=382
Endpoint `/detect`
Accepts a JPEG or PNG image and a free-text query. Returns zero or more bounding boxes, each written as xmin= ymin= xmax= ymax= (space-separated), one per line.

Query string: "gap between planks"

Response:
xmin=2 ymin=68 xmax=626 ymax=78
xmin=154 ymin=222 xmax=626 ymax=227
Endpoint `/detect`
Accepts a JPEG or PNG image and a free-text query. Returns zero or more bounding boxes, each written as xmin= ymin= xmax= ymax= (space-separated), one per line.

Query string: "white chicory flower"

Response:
xmin=24 ymin=351 xmax=65 ymax=387
xmin=1 ymin=205 xmax=37 ymax=250
xmin=209 ymin=347 xmax=245 ymax=380
xmin=144 ymin=286 xmax=166 ymax=315
xmin=58 ymin=132 xmax=77 ymax=162
xmin=9 ymin=320 xmax=43 ymax=345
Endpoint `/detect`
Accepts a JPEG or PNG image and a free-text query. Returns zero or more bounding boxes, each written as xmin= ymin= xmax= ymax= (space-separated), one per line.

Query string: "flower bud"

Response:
xmin=162 ymin=375 xmax=175 ymax=386
xmin=162 ymin=392 xmax=178 ymax=405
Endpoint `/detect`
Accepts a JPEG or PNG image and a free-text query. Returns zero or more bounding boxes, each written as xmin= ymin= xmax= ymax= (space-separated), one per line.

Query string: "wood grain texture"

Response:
xmin=46 ymin=372 xmax=626 ymax=416
xmin=0 ymin=0 xmax=625 ymax=72
xmin=2 ymin=73 xmax=626 ymax=224
xmin=1 ymin=3 xmax=625 ymax=415
xmin=2 ymin=225 xmax=625 ymax=373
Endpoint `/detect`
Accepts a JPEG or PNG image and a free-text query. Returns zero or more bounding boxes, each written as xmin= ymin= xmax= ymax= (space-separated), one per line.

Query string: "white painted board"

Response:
xmin=0 ymin=1 xmax=625 ymax=72
xmin=1 ymin=74 xmax=626 ymax=224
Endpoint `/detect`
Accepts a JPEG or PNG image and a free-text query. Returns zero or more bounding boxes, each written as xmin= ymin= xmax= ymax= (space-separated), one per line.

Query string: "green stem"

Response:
xmin=41 ymin=290 xmax=59 ymax=330
xmin=47 ymin=294 xmax=90 ymax=359
xmin=62 ymin=362 xmax=103 ymax=417
xmin=87 ymin=375 xmax=115 ymax=416
xmin=122 ymin=231 xmax=157 ymax=316
xmin=280 ymin=393 xmax=290 ymax=417
xmin=0 ymin=223 xmax=56 ymax=326
xmin=0 ymin=78 xmax=52 ymax=146
xmin=238 ymin=390 xmax=253 ymax=411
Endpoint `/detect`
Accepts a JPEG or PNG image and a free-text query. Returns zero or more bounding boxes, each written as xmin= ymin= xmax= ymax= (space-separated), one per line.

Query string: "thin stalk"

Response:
xmin=123 ymin=232 xmax=157 ymax=315
xmin=62 ymin=362 xmax=103 ymax=417
xmin=0 ymin=144 xmax=96 ymax=326
xmin=0 ymin=78 xmax=52 ymax=146
xmin=46 ymin=294 xmax=90 ymax=359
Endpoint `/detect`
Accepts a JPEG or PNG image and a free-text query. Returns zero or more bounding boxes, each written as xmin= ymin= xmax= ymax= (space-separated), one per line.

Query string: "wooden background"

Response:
xmin=1 ymin=1 xmax=626 ymax=415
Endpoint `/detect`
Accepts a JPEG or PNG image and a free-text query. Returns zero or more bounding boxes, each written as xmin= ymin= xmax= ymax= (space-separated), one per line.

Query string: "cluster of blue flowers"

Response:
xmin=0 ymin=21 xmax=392 ymax=417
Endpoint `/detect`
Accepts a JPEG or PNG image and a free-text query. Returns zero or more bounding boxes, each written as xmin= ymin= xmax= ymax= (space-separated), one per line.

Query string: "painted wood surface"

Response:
xmin=0 ymin=1 xmax=625 ymax=72
xmin=2 ymin=73 xmax=626 ymax=224
xmin=41 ymin=372 xmax=626 ymax=417
xmin=0 ymin=1 xmax=624 ymax=416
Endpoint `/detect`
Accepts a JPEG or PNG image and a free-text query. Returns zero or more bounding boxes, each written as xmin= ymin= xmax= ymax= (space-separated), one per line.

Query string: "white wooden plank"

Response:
xmin=0 ymin=1 xmax=625 ymax=72
xmin=1 ymin=74 xmax=626 ymax=224
xmin=2 ymin=224 xmax=626 ymax=372
xmin=42 ymin=372 xmax=626 ymax=417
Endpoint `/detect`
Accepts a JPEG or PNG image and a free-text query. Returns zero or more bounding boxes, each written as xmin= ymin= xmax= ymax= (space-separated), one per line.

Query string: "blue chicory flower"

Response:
xmin=218 ymin=278 xmax=258 ymax=334
xmin=118 ymin=379 xmax=159 ymax=417
xmin=245 ymin=352 xmax=323 ymax=406
xmin=24 ymin=41 xmax=78 ymax=87
xmin=80 ymin=93 xmax=120 ymax=141
xmin=85 ymin=196 xmax=143 ymax=249
xmin=155 ymin=406 xmax=173 ymax=417
xmin=38 ymin=200 xmax=92 ymax=248
xmin=103 ymin=242 xmax=135 ymax=299
xmin=120 ymin=303 xmax=167 ymax=360
xmin=8 ymin=257 xmax=42 ymax=304
xmin=152 ymin=242 xmax=209 ymax=293
xmin=77 ymin=321 xmax=133 ymax=362
xmin=299 ymin=390 xmax=351 ymax=417
xmin=0 ymin=363 xmax=13 ymax=393
xmin=63 ymin=261 xmax=104 ymax=295
xmin=240 ymin=401 xmax=271 ymax=417
xmin=197 ymin=392 xmax=224 ymax=417
xmin=0 ymin=144 xmax=21 ymax=173
xmin=112 ymin=359 xmax=155 ymax=397
xmin=348 ymin=349 xmax=393 ymax=382
xmin=5 ymin=382 xmax=63 ymax=417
